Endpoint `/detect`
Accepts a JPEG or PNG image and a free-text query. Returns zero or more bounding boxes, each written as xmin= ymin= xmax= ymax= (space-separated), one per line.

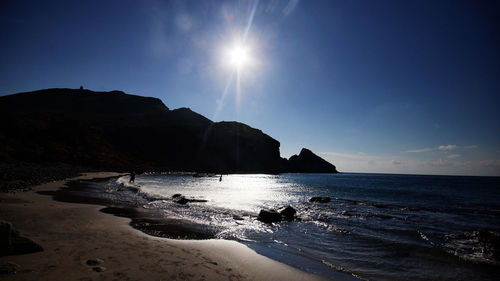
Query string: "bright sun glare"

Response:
xmin=228 ymin=45 xmax=249 ymax=68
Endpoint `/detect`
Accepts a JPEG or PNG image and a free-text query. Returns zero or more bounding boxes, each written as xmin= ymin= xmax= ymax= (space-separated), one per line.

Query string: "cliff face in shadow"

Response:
xmin=0 ymin=88 xmax=337 ymax=173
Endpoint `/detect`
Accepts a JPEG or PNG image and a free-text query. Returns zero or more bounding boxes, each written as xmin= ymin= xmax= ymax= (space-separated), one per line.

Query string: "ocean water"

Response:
xmin=97 ymin=173 xmax=500 ymax=280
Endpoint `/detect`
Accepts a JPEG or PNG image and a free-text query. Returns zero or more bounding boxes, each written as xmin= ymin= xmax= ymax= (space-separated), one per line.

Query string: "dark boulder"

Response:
xmin=0 ymin=221 xmax=12 ymax=251
xmin=233 ymin=215 xmax=244 ymax=221
xmin=257 ymin=209 xmax=282 ymax=223
xmin=174 ymin=196 xmax=208 ymax=205
xmin=187 ymin=198 xmax=208 ymax=203
xmin=0 ymin=220 xmax=43 ymax=256
xmin=0 ymin=262 xmax=21 ymax=274
xmin=175 ymin=197 xmax=189 ymax=205
xmin=172 ymin=194 xmax=182 ymax=198
xmin=477 ymin=230 xmax=500 ymax=261
xmin=310 ymin=196 xmax=331 ymax=203
xmin=279 ymin=206 xmax=297 ymax=220
xmin=128 ymin=186 xmax=139 ymax=193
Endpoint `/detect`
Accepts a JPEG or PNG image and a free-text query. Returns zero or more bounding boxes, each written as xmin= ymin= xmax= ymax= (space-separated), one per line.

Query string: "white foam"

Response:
xmin=116 ymin=175 xmax=136 ymax=188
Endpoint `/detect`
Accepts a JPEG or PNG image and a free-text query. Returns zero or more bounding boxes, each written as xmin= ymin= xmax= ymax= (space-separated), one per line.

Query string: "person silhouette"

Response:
xmin=130 ymin=171 xmax=136 ymax=183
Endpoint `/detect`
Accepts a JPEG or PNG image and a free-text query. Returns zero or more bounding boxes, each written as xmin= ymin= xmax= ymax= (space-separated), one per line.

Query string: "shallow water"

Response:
xmin=88 ymin=173 xmax=500 ymax=280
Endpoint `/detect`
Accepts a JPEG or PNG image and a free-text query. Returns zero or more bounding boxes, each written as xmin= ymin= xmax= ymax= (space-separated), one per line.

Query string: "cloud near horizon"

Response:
xmin=406 ymin=148 xmax=432 ymax=153
xmin=438 ymin=145 xmax=457 ymax=150
xmin=320 ymin=149 xmax=499 ymax=176
xmin=405 ymin=144 xmax=478 ymax=153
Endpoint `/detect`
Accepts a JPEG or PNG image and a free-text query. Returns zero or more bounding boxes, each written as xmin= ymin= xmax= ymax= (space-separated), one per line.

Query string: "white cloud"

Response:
xmin=283 ymin=0 xmax=300 ymax=16
xmin=476 ymin=159 xmax=500 ymax=169
xmin=464 ymin=145 xmax=478 ymax=149
xmin=427 ymin=158 xmax=452 ymax=167
xmin=320 ymin=151 xmax=390 ymax=173
xmin=321 ymin=148 xmax=499 ymax=176
xmin=406 ymin=144 xmax=477 ymax=154
xmin=175 ymin=13 xmax=193 ymax=32
xmin=405 ymin=148 xmax=432 ymax=153
xmin=438 ymin=145 xmax=457 ymax=150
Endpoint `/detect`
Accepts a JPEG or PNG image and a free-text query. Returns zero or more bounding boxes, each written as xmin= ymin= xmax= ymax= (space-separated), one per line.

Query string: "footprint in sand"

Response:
xmin=85 ymin=258 xmax=104 ymax=266
xmin=92 ymin=266 xmax=106 ymax=272
xmin=85 ymin=258 xmax=106 ymax=272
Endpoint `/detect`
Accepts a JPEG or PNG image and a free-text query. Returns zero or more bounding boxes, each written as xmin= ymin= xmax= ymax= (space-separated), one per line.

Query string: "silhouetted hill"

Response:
xmin=0 ymin=88 xmax=167 ymax=115
xmin=0 ymin=88 xmax=338 ymax=174
xmin=288 ymin=148 xmax=338 ymax=173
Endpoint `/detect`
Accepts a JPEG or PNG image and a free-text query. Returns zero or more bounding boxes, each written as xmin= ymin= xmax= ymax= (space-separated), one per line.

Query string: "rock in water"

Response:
xmin=257 ymin=209 xmax=282 ymax=223
xmin=175 ymin=197 xmax=189 ymax=205
xmin=233 ymin=215 xmax=244 ymax=221
xmin=310 ymin=196 xmax=331 ymax=203
xmin=279 ymin=206 xmax=297 ymax=220
xmin=129 ymin=186 xmax=140 ymax=193
xmin=174 ymin=196 xmax=207 ymax=205
xmin=188 ymin=199 xmax=208 ymax=203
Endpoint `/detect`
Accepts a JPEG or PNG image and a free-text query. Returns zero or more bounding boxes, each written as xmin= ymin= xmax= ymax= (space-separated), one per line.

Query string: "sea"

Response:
xmin=74 ymin=173 xmax=500 ymax=280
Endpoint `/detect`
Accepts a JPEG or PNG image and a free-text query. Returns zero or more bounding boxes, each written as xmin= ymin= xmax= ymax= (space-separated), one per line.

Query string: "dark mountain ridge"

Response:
xmin=0 ymin=88 xmax=338 ymax=174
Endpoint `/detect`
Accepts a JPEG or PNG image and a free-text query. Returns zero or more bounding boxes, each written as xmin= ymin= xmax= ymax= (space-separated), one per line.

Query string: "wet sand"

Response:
xmin=0 ymin=172 xmax=328 ymax=281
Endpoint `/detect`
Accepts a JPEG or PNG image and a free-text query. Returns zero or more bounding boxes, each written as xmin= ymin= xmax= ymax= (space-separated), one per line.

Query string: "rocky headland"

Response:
xmin=0 ymin=88 xmax=338 ymax=190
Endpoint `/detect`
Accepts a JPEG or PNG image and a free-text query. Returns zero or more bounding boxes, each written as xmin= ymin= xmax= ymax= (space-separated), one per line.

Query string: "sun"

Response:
xmin=228 ymin=44 xmax=249 ymax=68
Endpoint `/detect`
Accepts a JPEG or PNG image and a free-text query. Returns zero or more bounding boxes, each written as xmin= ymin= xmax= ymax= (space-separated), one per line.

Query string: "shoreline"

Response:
xmin=0 ymin=172 xmax=329 ymax=281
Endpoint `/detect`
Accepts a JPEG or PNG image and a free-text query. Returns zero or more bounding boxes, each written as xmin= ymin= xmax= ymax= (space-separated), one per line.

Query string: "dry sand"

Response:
xmin=0 ymin=172 xmax=328 ymax=281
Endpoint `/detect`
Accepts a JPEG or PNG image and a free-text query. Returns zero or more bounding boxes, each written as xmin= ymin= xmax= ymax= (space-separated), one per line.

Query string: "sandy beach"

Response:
xmin=0 ymin=172 xmax=327 ymax=281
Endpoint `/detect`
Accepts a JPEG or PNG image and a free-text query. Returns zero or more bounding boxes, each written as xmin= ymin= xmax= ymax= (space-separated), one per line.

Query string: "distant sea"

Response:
xmin=75 ymin=173 xmax=500 ymax=280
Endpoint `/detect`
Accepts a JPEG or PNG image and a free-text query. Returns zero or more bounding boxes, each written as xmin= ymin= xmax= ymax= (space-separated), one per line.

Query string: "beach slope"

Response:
xmin=0 ymin=172 xmax=327 ymax=281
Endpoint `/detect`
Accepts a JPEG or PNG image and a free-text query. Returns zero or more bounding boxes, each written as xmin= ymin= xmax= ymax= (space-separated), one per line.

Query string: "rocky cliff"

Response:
xmin=288 ymin=148 xmax=338 ymax=173
xmin=0 ymin=88 xmax=337 ymax=174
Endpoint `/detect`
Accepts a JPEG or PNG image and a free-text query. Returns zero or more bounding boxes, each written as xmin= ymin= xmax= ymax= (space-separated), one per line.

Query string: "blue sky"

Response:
xmin=1 ymin=0 xmax=499 ymax=176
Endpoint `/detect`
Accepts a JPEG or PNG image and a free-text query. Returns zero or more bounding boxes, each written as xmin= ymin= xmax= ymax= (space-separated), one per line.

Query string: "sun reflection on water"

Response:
xmin=137 ymin=174 xmax=295 ymax=213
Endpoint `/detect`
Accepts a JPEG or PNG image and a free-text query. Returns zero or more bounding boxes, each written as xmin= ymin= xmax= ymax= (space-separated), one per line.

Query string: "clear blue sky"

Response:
xmin=1 ymin=0 xmax=499 ymax=176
